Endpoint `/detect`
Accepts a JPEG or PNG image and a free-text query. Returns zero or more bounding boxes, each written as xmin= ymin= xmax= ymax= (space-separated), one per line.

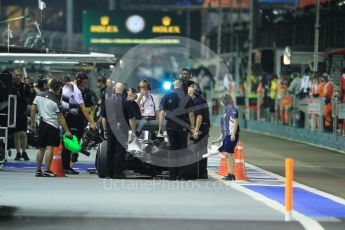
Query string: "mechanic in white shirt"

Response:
xmin=61 ymin=72 xmax=95 ymax=175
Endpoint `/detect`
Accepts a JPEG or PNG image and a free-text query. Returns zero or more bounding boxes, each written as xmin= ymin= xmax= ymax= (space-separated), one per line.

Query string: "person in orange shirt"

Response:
xmin=321 ymin=73 xmax=334 ymax=132
xmin=278 ymin=75 xmax=291 ymax=125
xmin=340 ymin=68 xmax=345 ymax=136
xmin=256 ymin=76 xmax=265 ymax=119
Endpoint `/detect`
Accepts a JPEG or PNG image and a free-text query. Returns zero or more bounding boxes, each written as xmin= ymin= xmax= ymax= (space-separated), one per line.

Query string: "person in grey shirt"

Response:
xmin=288 ymin=72 xmax=304 ymax=127
xmin=31 ymin=79 xmax=72 ymax=177
xmin=288 ymin=72 xmax=302 ymax=96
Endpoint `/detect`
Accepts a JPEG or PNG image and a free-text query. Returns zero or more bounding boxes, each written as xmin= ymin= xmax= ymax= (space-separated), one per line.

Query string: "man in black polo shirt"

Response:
xmin=31 ymin=79 xmax=72 ymax=177
xmin=127 ymin=88 xmax=142 ymax=120
xmin=188 ymin=84 xmax=210 ymax=179
xmin=101 ymin=82 xmax=137 ymax=179
xmin=159 ymin=78 xmax=195 ymax=180
xmin=97 ymin=76 xmax=107 ymax=105
xmin=82 ymin=85 xmax=98 ymax=125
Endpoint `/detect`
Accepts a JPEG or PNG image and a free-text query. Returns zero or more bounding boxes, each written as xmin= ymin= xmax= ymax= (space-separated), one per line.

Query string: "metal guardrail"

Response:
xmin=250 ymin=92 xmax=345 ymax=136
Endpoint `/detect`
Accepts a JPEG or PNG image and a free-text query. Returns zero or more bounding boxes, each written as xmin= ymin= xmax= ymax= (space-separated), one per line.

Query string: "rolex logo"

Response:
xmin=100 ymin=16 xmax=110 ymax=26
xmin=162 ymin=16 xmax=171 ymax=26
xmin=152 ymin=16 xmax=180 ymax=34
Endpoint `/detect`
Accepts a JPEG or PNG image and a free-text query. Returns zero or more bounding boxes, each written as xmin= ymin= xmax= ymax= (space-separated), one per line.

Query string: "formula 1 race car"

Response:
xmin=96 ymin=120 xmax=171 ymax=178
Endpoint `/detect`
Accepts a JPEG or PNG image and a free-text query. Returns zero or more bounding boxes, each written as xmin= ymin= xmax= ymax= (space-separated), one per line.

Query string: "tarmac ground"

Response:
xmin=1 ymin=129 xmax=345 ymax=230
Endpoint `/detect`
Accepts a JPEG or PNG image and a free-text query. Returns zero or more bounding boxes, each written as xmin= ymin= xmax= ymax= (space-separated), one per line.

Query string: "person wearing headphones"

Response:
xmin=217 ymin=94 xmax=240 ymax=181
xmin=159 ymin=78 xmax=195 ymax=180
xmin=61 ymin=72 xmax=96 ymax=175
xmin=181 ymin=67 xmax=195 ymax=95
xmin=188 ymin=83 xmax=210 ymax=179
xmin=101 ymin=82 xmax=137 ymax=179
xmin=31 ymin=79 xmax=72 ymax=177
xmin=127 ymin=88 xmax=142 ymax=120
xmin=135 ymin=79 xmax=159 ymax=120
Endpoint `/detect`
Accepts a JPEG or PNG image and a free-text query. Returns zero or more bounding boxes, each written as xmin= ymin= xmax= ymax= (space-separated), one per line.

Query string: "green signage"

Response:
xmin=83 ymin=10 xmax=200 ymax=46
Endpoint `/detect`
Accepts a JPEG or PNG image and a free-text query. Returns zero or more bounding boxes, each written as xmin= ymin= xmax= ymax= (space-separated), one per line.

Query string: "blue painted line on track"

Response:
xmin=3 ymin=162 xmax=95 ymax=170
xmin=248 ymin=178 xmax=279 ymax=181
xmin=244 ymin=185 xmax=345 ymax=218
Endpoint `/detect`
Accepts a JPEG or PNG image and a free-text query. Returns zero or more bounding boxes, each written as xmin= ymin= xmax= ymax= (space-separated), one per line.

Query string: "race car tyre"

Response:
xmin=97 ymin=140 xmax=107 ymax=178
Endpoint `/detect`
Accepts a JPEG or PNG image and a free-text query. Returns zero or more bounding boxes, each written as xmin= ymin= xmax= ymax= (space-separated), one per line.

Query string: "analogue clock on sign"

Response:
xmin=126 ymin=15 xmax=145 ymax=33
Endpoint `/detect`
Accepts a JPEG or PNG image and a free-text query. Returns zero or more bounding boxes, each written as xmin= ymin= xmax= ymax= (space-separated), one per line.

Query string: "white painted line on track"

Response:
xmin=209 ymin=171 xmax=325 ymax=230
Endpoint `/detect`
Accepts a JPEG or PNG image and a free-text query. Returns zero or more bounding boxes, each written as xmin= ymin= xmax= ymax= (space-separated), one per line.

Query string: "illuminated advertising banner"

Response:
xmin=83 ymin=10 xmax=200 ymax=46
xmin=203 ymin=0 xmax=297 ymax=8
xmin=299 ymin=0 xmax=330 ymax=7
xmin=260 ymin=0 xmax=296 ymax=3
xmin=203 ymin=0 xmax=249 ymax=8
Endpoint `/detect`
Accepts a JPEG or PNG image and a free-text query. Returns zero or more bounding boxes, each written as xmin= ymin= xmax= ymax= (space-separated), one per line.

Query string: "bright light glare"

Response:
xmin=32 ymin=61 xmax=78 ymax=64
xmin=163 ymin=81 xmax=172 ymax=90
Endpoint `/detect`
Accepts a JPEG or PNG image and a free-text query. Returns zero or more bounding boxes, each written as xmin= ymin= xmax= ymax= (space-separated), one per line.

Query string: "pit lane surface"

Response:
xmin=1 ymin=129 xmax=345 ymax=229
xmin=238 ymin=130 xmax=345 ymax=199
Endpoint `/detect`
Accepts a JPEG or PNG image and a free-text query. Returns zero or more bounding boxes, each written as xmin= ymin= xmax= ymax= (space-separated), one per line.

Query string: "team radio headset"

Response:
xmin=190 ymin=83 xmax=202 ymax=97
xmin=220 ymin=94 xmax=232 ymax=106
xmin=138 ymin=79 xmax=151 ymax=91
xmin=49 ymin=79 xmax=62 ymax=91
xmin=76 ymin=72 xmax=88 ymax=86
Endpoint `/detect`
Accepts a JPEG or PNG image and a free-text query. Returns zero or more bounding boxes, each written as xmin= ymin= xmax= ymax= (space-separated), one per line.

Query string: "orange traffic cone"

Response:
xmin=216 ymin=152 xmax=229 ymax=176
xmin=234 ymin=140 xmax=248 ymax=180
xmin=50 ymin=144 xmax=65 ymax=177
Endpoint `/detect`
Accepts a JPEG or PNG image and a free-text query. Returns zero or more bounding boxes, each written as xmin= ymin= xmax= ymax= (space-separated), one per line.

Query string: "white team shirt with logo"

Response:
xmin=137 ymin=92 xmax=159 ymax=117
xmin=61 ymin=82 xmax=84 ymax=115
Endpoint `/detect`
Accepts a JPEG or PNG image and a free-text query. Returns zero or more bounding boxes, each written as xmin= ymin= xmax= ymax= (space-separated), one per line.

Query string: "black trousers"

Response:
xmin=106 ymin=127 xmax=127 ymax=176
xmin=298 ymin=111 xmax=305 ymax=128
xmin=166 ymin=122 xmax=188 ymax=178
xmin=61 ymin=114 xmax=84 ymax=170
xmin=298 ymin=93 xmax=308 ymax=128
xmin=194 ymin=128 xmax=209 ymax=176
